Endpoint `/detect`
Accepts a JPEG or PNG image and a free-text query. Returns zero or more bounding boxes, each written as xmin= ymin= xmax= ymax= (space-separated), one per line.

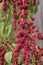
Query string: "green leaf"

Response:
xmin=29 ymin=0 xmax=33 ymax=13
xmin=22 ymin=63 xmax=24 ymax=65
xmin=12 ymin=43 xmax=16 ymax=47
xmin=0 ymin=3 xmax=3 ymax=10
xmin=4 ymin=51 xmax=13 ymax=64
xmin=5 ymin=24 xmax=12 ymax=38
xmin=0 ymin=22 xmax=12 ymax=39
xmin=0 ymin=22 xmax=5 ymax=37
xmin=33 ymin=5 xmax=38 ymax=13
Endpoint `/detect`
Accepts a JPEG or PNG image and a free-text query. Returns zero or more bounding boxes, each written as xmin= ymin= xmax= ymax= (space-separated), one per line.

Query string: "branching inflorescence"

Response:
xmin=0 ymin=0 xmax=43 ymax=65
xmin=13 ymin=0 xmax=43 ymax=65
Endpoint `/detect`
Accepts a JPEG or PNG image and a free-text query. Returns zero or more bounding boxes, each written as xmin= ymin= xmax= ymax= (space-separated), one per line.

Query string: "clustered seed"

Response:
xmin=0 ymin=0 xmax=43 ymax=65
xmin=13 ymin=0 xmax=43 ymax=65
xmin=0 ymin=46 xmax=6 ymax=65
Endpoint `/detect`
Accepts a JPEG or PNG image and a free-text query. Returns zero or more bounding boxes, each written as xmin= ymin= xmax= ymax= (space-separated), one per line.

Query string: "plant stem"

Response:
xmin=7 ymin=43 xmax=13 ymax=52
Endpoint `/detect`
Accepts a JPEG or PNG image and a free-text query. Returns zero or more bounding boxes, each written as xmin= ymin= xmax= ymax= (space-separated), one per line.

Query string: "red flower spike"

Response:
xmin=0 ymin=0 xmax=3 ymax=3
xmin=33 ymin=0 xmax=37 ymax=5
xmin=2 ymin=1 xmax=7 ymax=11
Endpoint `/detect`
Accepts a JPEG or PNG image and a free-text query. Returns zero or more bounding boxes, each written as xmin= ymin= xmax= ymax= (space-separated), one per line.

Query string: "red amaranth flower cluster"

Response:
xmin=0 ymin=0 xmax=3 ymax=3
xmin=13 ymin=0 xmax=43 ymax=65
xmin=0 ymin=0 xmax=8 ymax=11
xmin=0 ymin=47 xmax=6 ymax=65
xmin=1 ymin=42 xmax=12 ymax=49
xmin=0 ymin=41 xmax=12 ymax=65
xmin=33 ymin=0 xmax=37 ymax=5
xmin=12 ymin=0 xmax=17 ymax=30
xmin=2 ymin=0 xmax=7 ymax=11
xmin=0 ymin=0 xmax=43 ymax=65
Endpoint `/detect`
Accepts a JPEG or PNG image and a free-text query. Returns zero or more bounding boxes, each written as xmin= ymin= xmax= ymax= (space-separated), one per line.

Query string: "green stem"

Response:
xmin=8 ymin=62 xmax=12 ymax=65
xmin=7 ymin=43 xmax=13 ymax=52
xmin=32 ymin=53 xmax=36 ymax=65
